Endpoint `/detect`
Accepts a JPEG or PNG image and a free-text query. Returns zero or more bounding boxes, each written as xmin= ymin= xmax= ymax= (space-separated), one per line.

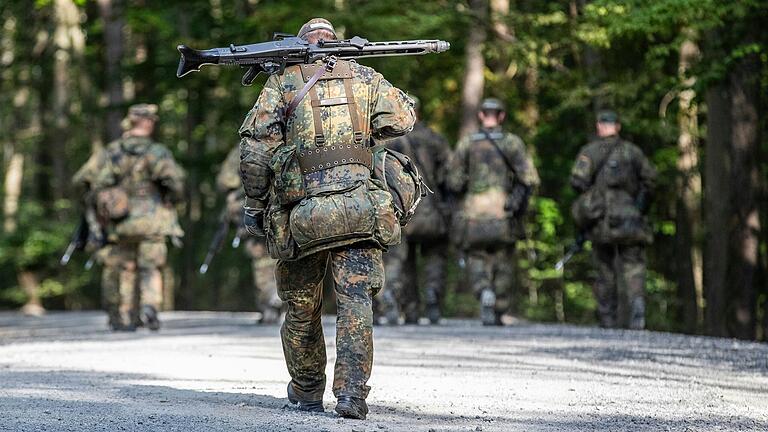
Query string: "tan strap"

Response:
xmin=298 ymin=144 xmax=372 ymax=175
xmin=284 ymin=64 xmax=329 ymax=122
xmin=308 ymin=84 xmax=326 ymax=146
xmin=342 ymin=78 xmax=365 ymax=144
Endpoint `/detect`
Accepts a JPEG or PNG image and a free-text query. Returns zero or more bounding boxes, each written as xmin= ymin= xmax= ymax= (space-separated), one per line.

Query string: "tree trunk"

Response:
xmin=97 ymin=0 xmax=125 ymax=141
xmin=727 ymin=48 xmax=761 ymax=340
xmin=3 ymin=154 xmax=23 ymax=233
xmin=51 ymin=0 xmax=86 ymax=200
xmin=459 ymin=0 xmax=488 ymax=138
xmin=674 ymin=35 xmax=703 ymax=333
xmin=703 ymin=80 xmax=730 ymax=337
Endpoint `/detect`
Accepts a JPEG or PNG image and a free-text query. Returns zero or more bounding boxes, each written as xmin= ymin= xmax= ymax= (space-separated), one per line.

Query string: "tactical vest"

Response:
xmin=98 ymin=137 xmax=182 ymax=240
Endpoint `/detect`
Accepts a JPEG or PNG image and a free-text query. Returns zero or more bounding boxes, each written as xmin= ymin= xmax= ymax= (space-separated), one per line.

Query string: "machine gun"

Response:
xmin=176 ymin=34 xmax=450 ymax=85
xmin=60 ymin=215 xmax=89 ymax=267
xmin=199 ymin=206 xmax=241 ymax=275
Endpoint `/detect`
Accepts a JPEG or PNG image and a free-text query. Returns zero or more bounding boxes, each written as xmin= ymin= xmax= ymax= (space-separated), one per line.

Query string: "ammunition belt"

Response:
xmin=297 ymin=144 xmax=372 ymax=175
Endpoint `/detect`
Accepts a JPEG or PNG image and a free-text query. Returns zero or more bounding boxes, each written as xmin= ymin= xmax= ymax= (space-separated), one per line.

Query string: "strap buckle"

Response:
xmin=324 ymin=56 xmax=338 ymax=72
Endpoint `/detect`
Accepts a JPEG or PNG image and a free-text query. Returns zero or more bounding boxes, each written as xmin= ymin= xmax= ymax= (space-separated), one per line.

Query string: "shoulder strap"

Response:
xmin=590 ymin=138 xmax=621 ymax=185
xmin=481 ymin=131 xmax=517 ymax=176
xmin=284 ymin=64 xmax=328 ymax=121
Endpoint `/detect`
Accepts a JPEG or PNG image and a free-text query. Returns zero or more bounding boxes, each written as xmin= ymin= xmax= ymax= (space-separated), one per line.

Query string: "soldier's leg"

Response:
xmin=492 ymin=245 xmax=516 ymax=319
xmin=401 ymin=242 xmax=420 ymax=324
xmin=421 ymin=242 xmax=447 ymax=324
xmin=592 ymin=243 xmax=619 ymax=328
xmin=247 ymin=239 xmax=281 ymax=324
xmin=331 ymin=246 xmax=384 ymax=401
xmin=115 ymin=243 xmax=141 ymax=328
xmin=276 ymin=252 xmax=328 ymax=402
xmin=98 ymin=245 xmax=124 ymax=329
xmin=377 ymin=241 xmax=406 ymax=325
xmin=467 ymin=250 xmax=495 ymax=325
xmin=137 ymin=240 xmax=167 ymax=330
xmin=618 ymin=245 xmax=647 ymax=330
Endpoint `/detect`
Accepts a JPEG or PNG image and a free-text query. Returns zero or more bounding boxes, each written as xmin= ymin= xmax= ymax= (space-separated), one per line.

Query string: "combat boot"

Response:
xmin=287 ymin=383 xmax=324 ymax=413
xmin=426 ymin=303 xmax=441 ymax=325
xmin=140 ymin=305 xmax=161 ymax=331
xmin=335 ymin=396 xmax=368 ymax=420
xmin=480 ymin=289 xmax=498 ymax=326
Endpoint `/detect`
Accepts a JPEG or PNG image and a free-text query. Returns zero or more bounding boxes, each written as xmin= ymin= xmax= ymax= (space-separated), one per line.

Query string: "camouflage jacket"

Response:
xmin=239 ymin=59 xmax=415 ymax=212
xmin=570 ymin=136 xmax=656 ymax=196
xmin=216 ymin=146 xmax=248 ymax=235
xmin=448 ymin=127 xmax=539 ymax=211
xmin=570 ymin=135 xmax=656 ymax=243
xmin=73 ymin=135 xmax=186 ymax=241
xmin=387 ymin=121 xmax=451 ymax=238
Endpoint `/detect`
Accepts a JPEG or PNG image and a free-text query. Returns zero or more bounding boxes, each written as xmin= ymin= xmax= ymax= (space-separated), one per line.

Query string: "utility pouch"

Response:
xmin=95 ymin=186 xmax=130 ymax=221
xmin=265 ymin=205 xmax=299 ymax=260
xmin=371 ymin=146 xmax=427 ymax=226
xmin=271 ymin=145 xmax=306 ymax=206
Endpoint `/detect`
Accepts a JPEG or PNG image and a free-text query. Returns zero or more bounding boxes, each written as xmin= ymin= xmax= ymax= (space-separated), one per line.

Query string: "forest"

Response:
xmin=0 ymin=0 xmax=766 ymax=340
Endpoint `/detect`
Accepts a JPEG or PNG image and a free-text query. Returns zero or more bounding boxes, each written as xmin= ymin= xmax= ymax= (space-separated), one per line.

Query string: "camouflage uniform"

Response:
xmin=216 ymin=147 xmax=281 ymax=323
xmin=570 ymin=134 xmax=656 ymax=330
xmin=376 ymin=121 xmax=451 ymax=324
xmin=449 ymin=126 xmax=539 ymax=324
xmin=73 ymin=105 xmax=185 ymax=330
xmin=239 ymin=24 xmax=414 ymax=414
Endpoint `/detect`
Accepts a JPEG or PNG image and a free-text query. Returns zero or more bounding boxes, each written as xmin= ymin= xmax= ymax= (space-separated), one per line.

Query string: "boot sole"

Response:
xmin=335 ymin=404 xmax=366 ymax=420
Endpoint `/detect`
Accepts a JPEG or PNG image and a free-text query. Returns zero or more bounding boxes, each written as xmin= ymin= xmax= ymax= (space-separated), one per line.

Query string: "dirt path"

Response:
xmin=0 ymin=311 xmax=766 ymax=431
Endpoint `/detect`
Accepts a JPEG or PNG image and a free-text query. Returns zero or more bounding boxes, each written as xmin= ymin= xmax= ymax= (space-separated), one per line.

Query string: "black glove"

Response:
xmin=243 ymin=208 xmax=265 ymax=237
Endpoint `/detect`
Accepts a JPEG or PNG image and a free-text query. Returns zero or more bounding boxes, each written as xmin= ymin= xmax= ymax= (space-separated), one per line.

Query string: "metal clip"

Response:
xmin=324 ymin=56 xmax=338 ymax=72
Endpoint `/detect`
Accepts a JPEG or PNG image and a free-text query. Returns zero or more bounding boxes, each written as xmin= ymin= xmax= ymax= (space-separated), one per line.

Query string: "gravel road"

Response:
xmin=0 ymin=311 xmax=766 ymax=432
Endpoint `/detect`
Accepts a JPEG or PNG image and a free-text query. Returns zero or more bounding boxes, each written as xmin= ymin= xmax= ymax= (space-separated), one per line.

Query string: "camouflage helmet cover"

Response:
xmin=122 ymin=103 xmax=159 ymax=130
xmin=297 ymin=18 xmax=337 ymax=41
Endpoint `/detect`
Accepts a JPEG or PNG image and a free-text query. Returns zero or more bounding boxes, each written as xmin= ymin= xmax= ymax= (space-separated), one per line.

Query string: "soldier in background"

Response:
xmin=448 ymin=98 xmax=539 ymax=326
xmin=73 ymin=104 xmax=185 ymax=331
xmin=376 ymin=97 xmax=451 ymax=325
xmin=570 ymin=110 xmax=656 ymax=329
xmin=216 ymin=147 xmax=281 ymax=324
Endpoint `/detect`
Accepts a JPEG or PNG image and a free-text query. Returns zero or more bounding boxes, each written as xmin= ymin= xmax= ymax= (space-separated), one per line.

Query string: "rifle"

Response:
xmin=199 ymin=205 xmax=242 ymax=274
xmin=176 ymin=35 xmax=450 ymax=85
xmin=60 ymin=215 xmax=89 ymax=266
xmin=554 ymin=233 xmax=586 ymax=271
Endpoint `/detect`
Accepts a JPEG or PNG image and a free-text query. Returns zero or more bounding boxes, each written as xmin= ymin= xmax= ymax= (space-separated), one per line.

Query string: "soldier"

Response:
xmin=73 ymin=104 xmax=185 ymax=331
xmin=570 ymin=110 xmax=656 ymax=330
xmin=216 ymin=147 xmax=282 ymax=324
xmin=448 ymin=98 xmax=539 ymax=326
xmin=376 ymin=97 xmax=451 ymax=325
xmin=238 ymin=19 xmax=414 ymax=419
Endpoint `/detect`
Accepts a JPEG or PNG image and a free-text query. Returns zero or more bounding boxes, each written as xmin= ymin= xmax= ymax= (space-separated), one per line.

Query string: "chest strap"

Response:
xmin=298 ymin=144 xmax=372 ymax=175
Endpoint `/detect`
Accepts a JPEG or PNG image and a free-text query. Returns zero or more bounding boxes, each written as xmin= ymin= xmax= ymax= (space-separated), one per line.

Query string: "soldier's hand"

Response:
xmin=243 ymin=208 xmax=265 ymax=237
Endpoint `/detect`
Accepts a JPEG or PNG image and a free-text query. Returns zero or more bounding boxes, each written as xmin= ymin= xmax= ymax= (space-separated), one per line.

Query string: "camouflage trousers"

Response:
xmin=97 ymin=239 xmax=167 ymax=327
xmin=377 ymin=241 xmax=446 ymax=323
xmin=466 ymin=245 xmax=516 ymax=316
xmin=592 ymin=243 xmax=646 ymax=329
xmin=276 ymin=245 xmax=384 ymax=401
xmin=244 ymin=238 xmax=281 ymax=322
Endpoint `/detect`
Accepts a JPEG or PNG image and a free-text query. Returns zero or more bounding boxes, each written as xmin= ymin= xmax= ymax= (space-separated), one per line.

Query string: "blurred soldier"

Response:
xmin=570 ymin=110 xmax=656 ymax=330
xmin=73 ymin=104 xmax=185 ymax=331
xmin=448 ymin=98 xmax=539 ymax=326
xmin=216 ymin=147 xmax=282 ymax=324
xmin=239 ymin=18 xmax=414 ymax=419
xmin=376 ymin=97 xmax=451 ymax=325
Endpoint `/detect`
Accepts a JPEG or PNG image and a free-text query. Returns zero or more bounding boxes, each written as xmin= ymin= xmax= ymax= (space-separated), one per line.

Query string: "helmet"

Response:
xmin=121 ymin=104 xmax=158 ymax=130
xmin=480 ymin=98 xmax=506 ymax=113
xmin=297 ymin=18 xmax=337 ymax=41
xmin=596 ymin=109 xmax=619 ymax=124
